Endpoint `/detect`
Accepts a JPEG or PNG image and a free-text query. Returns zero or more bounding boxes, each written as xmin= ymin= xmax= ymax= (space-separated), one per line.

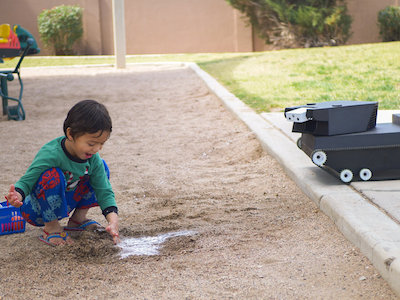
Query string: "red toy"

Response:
xmin=0 ymin=24 xmax=21 ymax=61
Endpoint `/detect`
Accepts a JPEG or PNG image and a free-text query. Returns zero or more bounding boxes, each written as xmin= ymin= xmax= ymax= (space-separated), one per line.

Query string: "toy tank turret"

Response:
xmin=285 ymin=101 xmax=400 ymax=183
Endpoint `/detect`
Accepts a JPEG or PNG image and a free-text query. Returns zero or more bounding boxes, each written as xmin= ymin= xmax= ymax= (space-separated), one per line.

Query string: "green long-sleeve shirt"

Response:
xmin=15 ymin=136 xmax=116 ymax=211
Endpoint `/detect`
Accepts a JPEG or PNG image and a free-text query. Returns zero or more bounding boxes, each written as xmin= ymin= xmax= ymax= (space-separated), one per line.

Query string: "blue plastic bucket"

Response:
xmin=0 ymin=201 xmax=26 ymax=235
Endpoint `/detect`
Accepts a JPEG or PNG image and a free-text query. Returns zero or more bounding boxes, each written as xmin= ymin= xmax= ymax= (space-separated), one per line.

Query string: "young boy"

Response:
xmin=5 ymin=100 xmax=120 ymax=246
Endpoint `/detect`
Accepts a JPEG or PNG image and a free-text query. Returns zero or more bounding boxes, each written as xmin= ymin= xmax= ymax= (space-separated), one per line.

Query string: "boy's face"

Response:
xmin=65 ymin=129 xmax=110 ymax=160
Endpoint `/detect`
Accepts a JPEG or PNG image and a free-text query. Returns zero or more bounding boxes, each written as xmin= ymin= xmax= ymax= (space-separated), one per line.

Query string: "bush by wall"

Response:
xmin=225 ymin=0 xmax=352 ymax=49
xmin=378 ymin=6 xmax=400 ymax=42
xmin=37 ymin=5 xmax=83 ymax=55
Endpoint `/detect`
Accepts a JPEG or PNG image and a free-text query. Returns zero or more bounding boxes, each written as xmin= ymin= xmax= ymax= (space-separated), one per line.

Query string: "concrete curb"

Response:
xmin=187 ymin=62 xmax=400 ymax=295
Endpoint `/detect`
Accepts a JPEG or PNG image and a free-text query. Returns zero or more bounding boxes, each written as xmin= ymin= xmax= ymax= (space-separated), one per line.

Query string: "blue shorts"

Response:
xmin=20 ymin=160 xmax=110 ymax=227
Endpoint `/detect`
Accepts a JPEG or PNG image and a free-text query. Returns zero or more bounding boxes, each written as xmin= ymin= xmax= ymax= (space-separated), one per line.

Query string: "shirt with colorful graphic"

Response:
xmin=14 ymin=136 xmax=116 ymax=211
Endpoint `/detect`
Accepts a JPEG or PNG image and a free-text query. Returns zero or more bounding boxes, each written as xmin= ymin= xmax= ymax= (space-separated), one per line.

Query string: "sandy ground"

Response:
xmin=0 ymin=64 xmax=397 ymax=299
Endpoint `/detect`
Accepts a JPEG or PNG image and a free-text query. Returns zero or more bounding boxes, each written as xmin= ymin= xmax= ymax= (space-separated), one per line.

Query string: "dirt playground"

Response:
xmin=0 ymin=64 xmax=397 ymax=299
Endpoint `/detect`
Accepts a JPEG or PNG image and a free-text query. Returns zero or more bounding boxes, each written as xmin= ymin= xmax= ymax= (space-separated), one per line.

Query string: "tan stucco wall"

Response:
xmin=121 ymin=0 xmax=252 ymax=54
xmin=347 ymin=0 xmax=398 ymax=44
xmin=0 ymin=0 xmax=398 ymax=55
xmin=0 ymin=0 xmax=252 ymax=55
xmin=99 ymin=0 xmax=114 ymax=55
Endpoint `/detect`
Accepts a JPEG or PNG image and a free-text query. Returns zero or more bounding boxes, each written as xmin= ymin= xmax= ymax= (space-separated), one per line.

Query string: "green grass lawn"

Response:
xmin=1 ymin=42 xmax=399 ymax=112
xmin=198 ymin=42 xmax=400 ymax=112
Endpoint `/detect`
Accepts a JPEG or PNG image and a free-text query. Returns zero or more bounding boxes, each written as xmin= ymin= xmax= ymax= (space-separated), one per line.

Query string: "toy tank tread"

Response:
xmin=305 ymin=143 xmax=400 ymax=182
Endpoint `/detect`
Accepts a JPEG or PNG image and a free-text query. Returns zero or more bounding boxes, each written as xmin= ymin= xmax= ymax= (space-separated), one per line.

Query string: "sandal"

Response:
xmin=38 ymin=230 xmax=69 ymax=247
xmin=64 ymin=219 xmax=103 ymax=232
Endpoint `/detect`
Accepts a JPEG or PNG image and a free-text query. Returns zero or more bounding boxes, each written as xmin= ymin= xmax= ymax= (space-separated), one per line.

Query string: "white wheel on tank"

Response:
xmin=312 ymin=150 xmax=327 ymax=166
xmin=340 ymin=169 xmax=353 ymax=183
xmin=359 ymin=168 xmax=372 ymax=181
xmin=297 ymin=138 xmax=302 ymax=149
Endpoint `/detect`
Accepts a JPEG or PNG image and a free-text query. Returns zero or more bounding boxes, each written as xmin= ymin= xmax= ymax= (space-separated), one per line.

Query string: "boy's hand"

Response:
xmin=105 ymin=212 xmax=120 ymax=244
xmin=5 ymin=185 xmax=23 ymax=208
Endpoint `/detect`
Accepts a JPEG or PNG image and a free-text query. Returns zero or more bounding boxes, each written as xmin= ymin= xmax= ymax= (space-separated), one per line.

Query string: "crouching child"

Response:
xmin=5 ymin=100 xmax=120 ymax=246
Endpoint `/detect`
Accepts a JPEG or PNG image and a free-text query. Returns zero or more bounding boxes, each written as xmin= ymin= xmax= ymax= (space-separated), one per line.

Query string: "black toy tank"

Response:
xmin=285 ymin=101 xmax=400 ymax=183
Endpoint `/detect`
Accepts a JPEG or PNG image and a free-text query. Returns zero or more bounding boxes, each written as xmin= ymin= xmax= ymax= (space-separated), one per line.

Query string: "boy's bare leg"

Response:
xmin=67 ymin=208 xmax=101 ymax=230
xmin=69 ymin=208 xmax=89 ymax=223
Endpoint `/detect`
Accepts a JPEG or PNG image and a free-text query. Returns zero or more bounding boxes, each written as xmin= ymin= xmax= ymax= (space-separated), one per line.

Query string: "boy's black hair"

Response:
xmin=63 ymin=100 xmax=112 ymax=138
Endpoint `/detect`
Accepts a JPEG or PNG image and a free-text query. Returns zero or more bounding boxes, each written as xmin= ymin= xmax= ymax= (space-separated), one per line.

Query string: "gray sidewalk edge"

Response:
xmin=17 ymin=61 xmax=187 ymax=71
xmin=186 ymin=62 xmax=400 ymax=296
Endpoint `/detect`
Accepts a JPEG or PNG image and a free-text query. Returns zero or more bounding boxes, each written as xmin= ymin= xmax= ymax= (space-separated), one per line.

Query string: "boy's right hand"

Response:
xmin=5 ymin=185 xmax=23 ymax=208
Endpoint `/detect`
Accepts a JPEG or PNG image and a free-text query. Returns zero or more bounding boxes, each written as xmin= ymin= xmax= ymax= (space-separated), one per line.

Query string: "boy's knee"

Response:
xmin=38 ymin=168 xmax=65 ymax=189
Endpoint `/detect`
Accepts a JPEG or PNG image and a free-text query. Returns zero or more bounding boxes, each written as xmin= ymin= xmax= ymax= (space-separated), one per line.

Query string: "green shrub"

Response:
xmin=37 ymin=5 xmax=83 ymax=55
xmin=378 ymin=6 xmax=400 ymax=42
xmin=225 ymin=0 xmax=352 ymax=49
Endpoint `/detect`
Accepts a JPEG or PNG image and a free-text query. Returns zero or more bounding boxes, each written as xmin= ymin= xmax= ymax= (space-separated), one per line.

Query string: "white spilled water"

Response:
xmin=118 ymin=230 xmax=197 ymax=258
